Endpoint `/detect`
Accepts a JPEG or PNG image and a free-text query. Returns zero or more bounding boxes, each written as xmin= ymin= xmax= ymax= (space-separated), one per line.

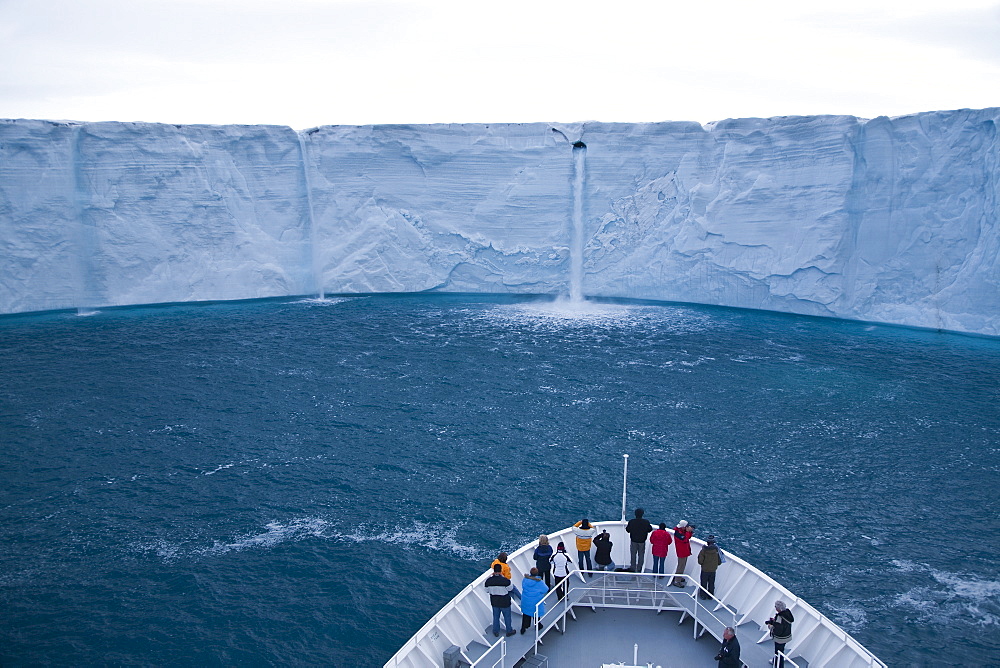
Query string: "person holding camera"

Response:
xmin=714 ymin=627 xmax=740 ymax=667
xmin=765 ymin=600 xmax=794 ymax=667
xmin=594 ymin=529 xmax=616 ymax=571
xmin=670 ymin=520 xmax=694 ymax=587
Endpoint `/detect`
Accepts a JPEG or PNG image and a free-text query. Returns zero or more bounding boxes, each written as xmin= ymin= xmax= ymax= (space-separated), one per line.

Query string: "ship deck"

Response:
xmin=521 ymin=606 xmax=721 ymax=667
xmin=387 ymin=521 xmax=883 ymax=668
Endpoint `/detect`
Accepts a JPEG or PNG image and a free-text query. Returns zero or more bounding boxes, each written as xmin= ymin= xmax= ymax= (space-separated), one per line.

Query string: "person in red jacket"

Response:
xmin=671 ymin=520 xmax=694 ymax=587
xmin=649 ymin=522 xmax=672 ymax=575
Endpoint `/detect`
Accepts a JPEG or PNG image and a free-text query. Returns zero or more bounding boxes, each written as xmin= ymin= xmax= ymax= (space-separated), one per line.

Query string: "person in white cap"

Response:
xmin=671 ymin=520 xmax=694 ymax=587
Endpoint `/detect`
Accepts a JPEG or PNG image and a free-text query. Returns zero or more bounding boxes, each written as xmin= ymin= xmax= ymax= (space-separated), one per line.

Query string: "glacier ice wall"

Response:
xmin=1 ymin=120 xmax=314 ymax=313
xmin=1 ymin=110 xmax=997 ymax=335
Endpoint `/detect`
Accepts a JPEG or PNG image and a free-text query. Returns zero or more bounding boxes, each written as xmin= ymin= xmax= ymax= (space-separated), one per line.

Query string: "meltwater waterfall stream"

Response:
xmin=70 ymin=125 xmax=100 ymax=315
xmin=296 ymin=131 xmax=323 ymax=300
xmin=569 ymin=141 xmax=587 ymax=302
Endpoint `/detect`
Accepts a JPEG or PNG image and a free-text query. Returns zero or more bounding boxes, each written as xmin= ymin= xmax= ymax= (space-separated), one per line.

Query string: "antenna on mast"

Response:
xmin=621 ymin=454 xmax=629 ymax=522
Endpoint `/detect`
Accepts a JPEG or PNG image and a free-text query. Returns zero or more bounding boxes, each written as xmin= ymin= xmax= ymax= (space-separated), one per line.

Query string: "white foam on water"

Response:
xmin=478 ymin=299 xmax=714 ymax=334
xmin=293 ymin=296 xmax=351 ymax=306
xmin=826 ymin=602 xmax=869 ymax=632
xmin=151 ymin=539 xmax=181 ymax=561
xmin=680 ymin=356 xmax=715 ymax=367
xmin=276 ymin=368 xmax=316 ymax=377
xmin=142 ymin=518 xmax=484 ymax=562
xmin=332 ymin=521 xmax=484 ymax=561
xmin=731 ymin=354 xmax=767 ymax=363
xmin=198 ymin=517 xmax=333 ymax=556
xmin=891 ymin=559 xmax=1000 ymax=627
xmin=148 ymin=424 xmax=194 ymax=434
xmin=203 ymin=463 xmax=235 ymax=476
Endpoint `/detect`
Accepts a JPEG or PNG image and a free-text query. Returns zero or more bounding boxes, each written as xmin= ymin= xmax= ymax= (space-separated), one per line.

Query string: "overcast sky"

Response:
xmin=1 ymin=0 xmax=997 ymax=129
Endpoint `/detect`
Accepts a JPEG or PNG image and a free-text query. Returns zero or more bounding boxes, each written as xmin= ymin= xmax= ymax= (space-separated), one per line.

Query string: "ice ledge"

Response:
xmin=1 ymin=109 xmax=998 ymax=336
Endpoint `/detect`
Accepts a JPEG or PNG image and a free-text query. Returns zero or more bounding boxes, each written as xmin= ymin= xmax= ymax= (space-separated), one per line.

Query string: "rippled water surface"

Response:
xmin=1 ymin=294 xmax=998 ymax=666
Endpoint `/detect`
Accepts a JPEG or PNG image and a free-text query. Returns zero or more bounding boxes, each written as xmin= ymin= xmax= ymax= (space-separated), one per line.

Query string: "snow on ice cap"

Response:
xmin=677 ymin=520 xmax=688 ymax=528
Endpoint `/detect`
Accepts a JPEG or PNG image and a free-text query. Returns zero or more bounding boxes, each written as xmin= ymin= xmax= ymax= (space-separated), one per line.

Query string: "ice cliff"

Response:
xmin=1 ymin=110 xmax=997 ymax=335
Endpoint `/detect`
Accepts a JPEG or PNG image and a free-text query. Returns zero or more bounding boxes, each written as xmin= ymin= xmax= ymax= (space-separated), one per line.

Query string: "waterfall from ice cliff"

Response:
xmin=570 ymin=141 xmax=587 ymax=302
xmin=70 ymin=125 xmax=99 ymax=314
xmin=296 ymin=131 xmax=323 ymax=299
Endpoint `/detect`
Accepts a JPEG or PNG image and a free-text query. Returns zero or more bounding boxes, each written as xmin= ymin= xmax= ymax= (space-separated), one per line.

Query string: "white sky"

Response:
xmin=1 ymin=0 xmax=998 ymax=129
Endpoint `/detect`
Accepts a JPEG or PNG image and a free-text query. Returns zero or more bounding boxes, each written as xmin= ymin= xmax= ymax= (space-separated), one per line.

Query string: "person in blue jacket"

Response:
xmin=519 ymin=567 xmax=549 ymax=634
xmin=533 ymin=535 xmax=554 ymax=587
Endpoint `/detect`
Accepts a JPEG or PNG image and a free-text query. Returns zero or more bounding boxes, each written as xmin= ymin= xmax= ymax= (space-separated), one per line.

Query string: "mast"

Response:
xmin=621 ymin=453 xmax=629 ymax=522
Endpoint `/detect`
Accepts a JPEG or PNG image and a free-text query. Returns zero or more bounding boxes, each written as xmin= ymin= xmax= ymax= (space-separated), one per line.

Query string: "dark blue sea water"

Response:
xmin=1 ymin=294 xmax=998 ymax=666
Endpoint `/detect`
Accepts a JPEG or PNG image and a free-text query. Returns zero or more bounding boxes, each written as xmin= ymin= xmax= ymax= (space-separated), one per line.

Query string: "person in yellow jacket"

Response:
xmin=572 ymin=519 xmax=597 ymax=571
xmin=490 ymin=552 xmax=512 ymax=579
xmin=490 ymin=552 xmax=521 ymax=599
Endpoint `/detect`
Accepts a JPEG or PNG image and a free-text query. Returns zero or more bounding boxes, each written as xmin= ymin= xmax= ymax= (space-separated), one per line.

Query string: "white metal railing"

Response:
xmin=466 ymin=630 xmax=508 ymax=668
xmin=489 ymin=638 xmax=505 ymax=668
xmin=528 ymin=569 xmax=737 ymax=653
xmin=770 ymin=650 xmax=801 ymax=668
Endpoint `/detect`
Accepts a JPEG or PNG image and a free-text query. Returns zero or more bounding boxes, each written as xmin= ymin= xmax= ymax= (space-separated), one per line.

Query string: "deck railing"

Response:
xmin=530 ymin=570 xmax=738 ymax=648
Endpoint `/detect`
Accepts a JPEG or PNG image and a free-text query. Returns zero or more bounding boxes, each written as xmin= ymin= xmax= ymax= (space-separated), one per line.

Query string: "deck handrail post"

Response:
xmin=533 ymin=611 xmax=538 ymax=652
xmin=693 ymin=592 xmax=698 ymax=638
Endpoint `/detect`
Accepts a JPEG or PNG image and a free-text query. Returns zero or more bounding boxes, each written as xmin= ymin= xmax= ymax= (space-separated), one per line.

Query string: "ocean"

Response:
xmin=1 ymin=294 xmax=997 ymax=666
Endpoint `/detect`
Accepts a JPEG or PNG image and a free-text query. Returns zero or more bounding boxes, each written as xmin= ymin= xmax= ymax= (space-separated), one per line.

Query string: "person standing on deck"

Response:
xmin=594 ymin=529 xmax=616 ymax=571
xmin=490 ymin=552 xmax=511 ymax=579
xmin=766 ymin=600 xmax=794 ymax=667
xmin=490 ymin=552 xmax=520 ymax=599
xmin=715 ymin=627 xmax=741 ymax=668
xmin=550 ymin=542 xmax=573 ymax=600
xmin=671 ymin=520 xmax=694 ymax=587
xmin=649 ymin=522 xmax=672 ymax=574
xmin=625 ymin=508 xmax=653 ymax=572
xmin=697 ymin=535 xmax=722 ymax=600
xmin=519 ymin=567 xmax=548 ymax=634
xmin=572 ymin=519 xmax=597 ymax=571
xmin=533 ymin=535 xmax=554 ymax=587
xmin=484 ymin=564 xmax=517 ymax=638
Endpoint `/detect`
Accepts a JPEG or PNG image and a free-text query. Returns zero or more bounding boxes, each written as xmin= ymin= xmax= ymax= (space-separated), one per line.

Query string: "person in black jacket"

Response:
xmin=484 ymin=564 xmax=517 ymax=638
xmin=625 ymin=508 xmax=653 ymax=572
xmin=715 ymin=627 xmax=740 ymax=667
xmin=765 ymin=600 xmax=794 ymax=667
xmin=594 ymin=529 xmax=616 ymax=571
